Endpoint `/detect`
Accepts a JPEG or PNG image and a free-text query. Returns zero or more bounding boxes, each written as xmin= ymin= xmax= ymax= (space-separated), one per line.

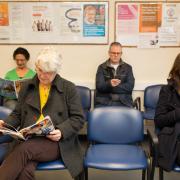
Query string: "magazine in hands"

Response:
xmin=0 ymin=78 xmax=29 ymax=99
xmin=0 ymin=116 xmax=55 ymax=141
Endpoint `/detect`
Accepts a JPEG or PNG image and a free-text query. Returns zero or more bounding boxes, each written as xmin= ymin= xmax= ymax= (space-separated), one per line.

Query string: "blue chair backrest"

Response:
xmin=0 ymin=96 xmax=3 ymax=106
xmin=76 ymin=85 xmax=91 ymax=120
xmin=88 ymin=107 xmax=143 ymax=144
xmin=144 ymin=85 xmax=163 ymax=110
xmin=0 ymin=106 xmax=12 ymax=143
xmin=0 ymin=106 xmax=12 ymax=119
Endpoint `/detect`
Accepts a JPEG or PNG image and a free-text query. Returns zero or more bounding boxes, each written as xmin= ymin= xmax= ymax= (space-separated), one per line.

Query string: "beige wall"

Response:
xmin=0 ymin=0 xmax=180 ymax=107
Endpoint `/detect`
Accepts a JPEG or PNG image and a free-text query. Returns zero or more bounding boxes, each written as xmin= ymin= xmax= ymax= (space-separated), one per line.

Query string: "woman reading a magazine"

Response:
xmin=4 ymin=47 xmax=36 ymax=110
xmin=0 ymin=47 xmax=85 ymax=180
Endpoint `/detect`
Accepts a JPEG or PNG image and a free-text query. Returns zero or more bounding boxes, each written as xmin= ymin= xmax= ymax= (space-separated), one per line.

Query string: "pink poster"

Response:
xmin=118 ymin=4 xmax=138 ymax=20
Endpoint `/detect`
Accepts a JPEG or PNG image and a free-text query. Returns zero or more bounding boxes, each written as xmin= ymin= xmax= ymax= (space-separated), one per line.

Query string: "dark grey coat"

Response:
xmin=4 ymin=75 xmax=85 ymax=178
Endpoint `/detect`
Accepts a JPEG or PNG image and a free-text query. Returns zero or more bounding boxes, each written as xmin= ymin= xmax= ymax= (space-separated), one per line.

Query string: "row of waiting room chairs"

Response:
xmin=0 ymin=84 xmax=163 ymax=122
xmin=0 ymin=106 xmax=150 ymax=180
xmin=0 ymin=84 xmax=179 ymax=180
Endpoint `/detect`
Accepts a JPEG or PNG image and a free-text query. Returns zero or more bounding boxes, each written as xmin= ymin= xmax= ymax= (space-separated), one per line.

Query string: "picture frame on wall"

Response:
xmin=115 ymin=1 xmax=180 ymax=48
xmin=0 ymin=1 xmax=109 ymax=44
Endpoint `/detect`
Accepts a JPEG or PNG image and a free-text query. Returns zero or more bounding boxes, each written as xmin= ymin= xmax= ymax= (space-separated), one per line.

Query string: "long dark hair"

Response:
xmin=168 ymin=53 xmax=180 ymax=88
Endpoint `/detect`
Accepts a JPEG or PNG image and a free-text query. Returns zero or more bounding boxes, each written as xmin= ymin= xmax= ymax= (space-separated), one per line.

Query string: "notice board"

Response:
xmin=115 ymin=2 xmax=180 ymax=47
xmin=0 ymin=1 xmax=109 ymax=44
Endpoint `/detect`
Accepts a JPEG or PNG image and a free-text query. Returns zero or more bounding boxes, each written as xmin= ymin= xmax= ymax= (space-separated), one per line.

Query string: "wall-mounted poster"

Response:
xmin=115 ymin=2 xmax=180 ymax=47
xmin=0 ymin=1 xmax=109 ymax=44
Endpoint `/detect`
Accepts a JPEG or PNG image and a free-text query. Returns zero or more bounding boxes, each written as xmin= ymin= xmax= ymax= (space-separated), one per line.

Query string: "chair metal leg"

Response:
xmin=147 ymin=168 xmax=151 ymax=180
xmin=147 ymin=158 xmax=151 ymax=180
xmin=142 ymin=169 xmax=146 ymax=180
xmin=74 ymin=174 xmax=80 ymax=180
xmin=85 ymin=168 xmax=88 ymax=180
xmin=159 ymin=167 xmax=164 ymax=180
xmin=142 ymin=156 xmax=151 ymax=180
xmin=150 ymin=159 xmax=156 ymax=180
xmin=74 ymin=170 xmax=85 ymax=180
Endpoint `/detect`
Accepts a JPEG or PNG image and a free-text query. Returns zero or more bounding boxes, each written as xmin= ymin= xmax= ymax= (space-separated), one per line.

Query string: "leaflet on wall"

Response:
xmin=115 ymin=3 xmax=139 ymax=46
xmin=139 ymin=4 xmax=162 ymax=33
xmin=0 ymin=2 xmax=9 ymax=26
xmin=83 ymin=4 xmax=105 ymax=37
xmin=138 ymin=33 xmax=159 ymax=48
xmin=158 ymin=26 xmax=178 ymax=46
xmin=0 ymin=2 xmax=25 ymax=43
xmin=9 ymin=2 xmax=24 ymax=43
xmin=0 ymin=2 xmax=10 ymax=42
xmin=24 ymin=2 xmax=57 ymax=43
xmin=57 ymin=2 xmax=82 ymax=43
xmin=138 ymin=3 xmax=161 ymax=48
xmin=158 ymin=3 xmax=180 ymax=46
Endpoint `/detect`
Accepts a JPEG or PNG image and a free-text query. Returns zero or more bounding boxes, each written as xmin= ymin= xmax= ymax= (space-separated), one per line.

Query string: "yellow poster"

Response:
xmin=0 ymin=2 xmax=9 ymax=26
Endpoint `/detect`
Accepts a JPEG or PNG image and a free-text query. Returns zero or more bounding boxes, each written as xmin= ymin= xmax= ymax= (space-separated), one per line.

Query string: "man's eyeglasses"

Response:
xmin=110 ymin=52 xmax=122 ymax=55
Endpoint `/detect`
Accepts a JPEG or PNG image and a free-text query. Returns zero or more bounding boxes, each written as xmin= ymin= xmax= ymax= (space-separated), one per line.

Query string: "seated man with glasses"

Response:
xmin=95 ymin=42 xmax=135 ymax=107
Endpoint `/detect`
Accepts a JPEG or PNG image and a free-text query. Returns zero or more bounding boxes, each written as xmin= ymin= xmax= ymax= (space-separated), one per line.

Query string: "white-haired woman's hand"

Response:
xmin=46 ymin=129 xmax=62 ymax=142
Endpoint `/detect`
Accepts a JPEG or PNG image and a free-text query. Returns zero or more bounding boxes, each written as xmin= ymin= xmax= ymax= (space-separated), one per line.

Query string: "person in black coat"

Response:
xmin=95 ymin=42 xmax=135 ymax=107
xmin=0 ymin=47 xmax=85 ymax=180
xmin=155 ymin=53 xmax=180 ymax=170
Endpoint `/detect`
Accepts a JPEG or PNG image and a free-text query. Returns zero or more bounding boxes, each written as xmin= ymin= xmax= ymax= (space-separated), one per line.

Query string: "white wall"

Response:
xmin=0 ymin=0 xmax=180 ymax=103
xmin=1 ymin=45 xmax=179 ymax=89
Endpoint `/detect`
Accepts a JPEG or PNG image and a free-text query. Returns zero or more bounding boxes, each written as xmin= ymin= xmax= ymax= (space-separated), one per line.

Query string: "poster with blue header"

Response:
xmin=83 ymin=4 xmax=105 ymax=37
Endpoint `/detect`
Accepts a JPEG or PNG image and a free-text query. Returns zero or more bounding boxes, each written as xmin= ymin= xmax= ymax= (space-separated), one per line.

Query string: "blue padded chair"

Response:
xmin=0 ymin=106 xmax=84 ymax=180
xmin=0 ymin=106 xmax=12 ymax=120
xmin=0 ymin=106 xmax=12 ymax=144
xmin=143 ymin=85 xmax=164 ymax=120
xmin=37 ymin=161 xmax=83 ymax=180
xmin=0 ymin=106 xmax=12 ymax=164
xmin=36 ymin=86 xmax=89 ymax=179
xmin=94 ymin=89 xmax=141 ymax=110
xmin=0 ymin=95 xmax=4 ymax=106
xmin=148 ymin=128 xmax=180 ymax=180
xmin=35 ymin=86 xmax=89 ymax=179
xmin=76 ymin=85 xmax=91 ymax=121
xmin=0 ymin=143 xmax=9 ymax=163
xmin=0 ymin=108 xmax=66 ymax=170
xmin=84 ymin=107 xmax=150 ymax=180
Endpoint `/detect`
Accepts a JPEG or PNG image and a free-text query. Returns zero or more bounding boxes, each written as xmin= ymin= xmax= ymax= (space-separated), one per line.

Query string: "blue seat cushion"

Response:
xmin=83 ymin=110 xmax=89 ymax=121
xmin=173 ymin=164 xmax=180 ymax=172
xmin=0 ymin=143 xmax=9 ymax=164
xmin=37 ymin=160 xmax=65 ymax=170
xmin=0 ymin=135 xmax=13 ymax=144
xmin=84 ymin=144 xmax=148 ymax=170
xmin=142 ymin=109 xmax=155 ymax=120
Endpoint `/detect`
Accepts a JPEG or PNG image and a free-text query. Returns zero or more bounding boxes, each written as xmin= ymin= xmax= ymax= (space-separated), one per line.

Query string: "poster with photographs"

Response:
xmin=115 ymin=2 xmax=180 ymax=47
xmin=0 ymin=1 xmax=108 ymax=44
xmin=83 ymin=4 xmax=105 ymax=37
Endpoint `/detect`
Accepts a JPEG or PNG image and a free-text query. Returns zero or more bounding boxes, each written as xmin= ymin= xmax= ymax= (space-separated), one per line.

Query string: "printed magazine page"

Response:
xmin=0 ymin=78 xmax=30 ymax=99
xmin=0 ymin=116 xmax=55 ymax=141
xmin=14 ymin=78 xmax=30 ymax=98
xmin=0 ymin=78 xmax=16 ymax=99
